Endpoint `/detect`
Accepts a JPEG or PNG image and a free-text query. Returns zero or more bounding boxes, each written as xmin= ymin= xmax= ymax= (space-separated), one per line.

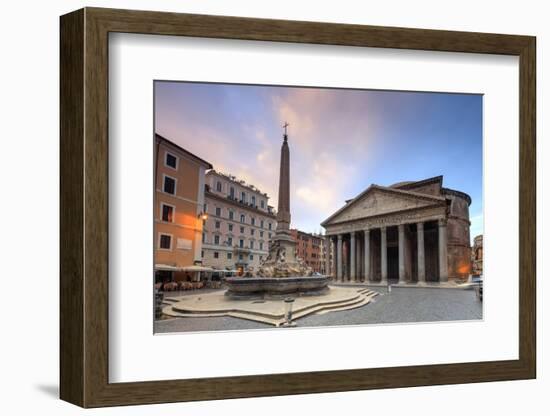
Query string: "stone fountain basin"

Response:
xmin=225 ymin=276 xmax=330 ymax=300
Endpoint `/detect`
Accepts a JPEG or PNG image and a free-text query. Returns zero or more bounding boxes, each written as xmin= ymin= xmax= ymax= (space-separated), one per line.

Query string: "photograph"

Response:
xmin=153 ymin=81 xmax=484 ymax=333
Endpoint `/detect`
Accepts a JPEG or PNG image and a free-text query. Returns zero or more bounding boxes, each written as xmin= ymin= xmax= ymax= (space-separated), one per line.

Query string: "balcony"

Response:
xmin=233 ymin=245 xmax=251 ymax=255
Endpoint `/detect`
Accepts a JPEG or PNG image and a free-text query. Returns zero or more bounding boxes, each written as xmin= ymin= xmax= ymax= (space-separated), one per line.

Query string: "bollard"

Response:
xmin=154 ymin=289 xmax=164 ymax=320
xmin=282 ymin=297 xmax=296 ymax=327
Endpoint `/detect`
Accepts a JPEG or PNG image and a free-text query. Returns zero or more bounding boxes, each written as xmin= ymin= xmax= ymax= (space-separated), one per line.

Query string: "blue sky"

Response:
xmin=155 ymin=81 xmax=483 ymax=241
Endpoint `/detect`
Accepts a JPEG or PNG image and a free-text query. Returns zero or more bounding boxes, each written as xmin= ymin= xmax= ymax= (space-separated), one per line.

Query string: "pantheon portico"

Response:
xmin=321 ymin=176 xmax=472 ymax=284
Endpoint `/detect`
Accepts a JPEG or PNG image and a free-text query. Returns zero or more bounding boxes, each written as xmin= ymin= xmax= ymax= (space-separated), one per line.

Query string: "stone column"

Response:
xmin=331 ymin=238 xmax=337 ymax=278
xmin=398 ymin=224 xmax=406 ymax=284
xmin=337 ymin=234 xmax=343 ymax=281
xmin=350 ymin=232 xmax=356 ymax=282
xmin=417 ymin=222 xmax=426 ymax=283
xmin=364 ymin=229 xmax=371 ymax=283
xmin=438 ymin=218 xmax=448 ymax=282
xmin=325 ymin=236 xmax=331 ymax=277
xmin=356 ymin=234 xmax=361 ymax=281
xmin=380 ymin=226 xmax=388 ymax=284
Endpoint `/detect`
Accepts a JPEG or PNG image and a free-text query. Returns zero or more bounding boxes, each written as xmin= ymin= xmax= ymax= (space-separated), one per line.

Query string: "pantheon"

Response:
xmin=322 ymin=176 xmax=472 ymax=284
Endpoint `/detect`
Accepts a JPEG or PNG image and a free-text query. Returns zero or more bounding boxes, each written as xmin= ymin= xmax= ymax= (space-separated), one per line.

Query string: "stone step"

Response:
xmin=278 ymin=292 xmax=378 ymax=323
xmin=162 ymin=288 xmax=380 ymax=326
xmin=316 ymin=293 xmax=377 ymax=315
xmin=170 ymin=292 xmax=365 ymax=319
xmin=164 ymin=292 xmax=374 ymax=326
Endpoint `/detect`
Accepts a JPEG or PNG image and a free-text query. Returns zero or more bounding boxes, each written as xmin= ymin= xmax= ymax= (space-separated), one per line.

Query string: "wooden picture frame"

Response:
xmin=60 ymin=7 xmax=536 ymax=408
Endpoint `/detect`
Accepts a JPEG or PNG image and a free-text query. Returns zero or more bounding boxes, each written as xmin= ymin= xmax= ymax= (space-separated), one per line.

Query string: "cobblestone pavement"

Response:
xmin=154 ymin=286 xmax=482 ymax=334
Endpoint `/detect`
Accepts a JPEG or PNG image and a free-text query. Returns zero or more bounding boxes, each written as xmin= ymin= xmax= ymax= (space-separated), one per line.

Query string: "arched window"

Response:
xmin=216 ymin=181 xmax=222 ymax=192
xmin=240 ymin=214 xmax=246 ymax=223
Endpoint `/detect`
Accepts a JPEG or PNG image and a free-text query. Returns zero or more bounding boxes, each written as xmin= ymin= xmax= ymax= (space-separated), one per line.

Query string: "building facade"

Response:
xmin=202 ymin=170 xmax=277 ymax=275
xmin=472 ymin=234 xmax=483 ymax=276
xmin=154 ymin=134 xmax=212 ymax=283
xmin=322 ymin=176 xmax=471 ymax=283
xmin=290 ymin=229 xmax=323 ymax=273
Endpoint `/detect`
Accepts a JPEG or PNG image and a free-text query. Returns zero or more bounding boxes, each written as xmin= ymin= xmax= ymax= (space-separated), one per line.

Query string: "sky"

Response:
xmin=155 ymin=81 xmax=483 ymax=242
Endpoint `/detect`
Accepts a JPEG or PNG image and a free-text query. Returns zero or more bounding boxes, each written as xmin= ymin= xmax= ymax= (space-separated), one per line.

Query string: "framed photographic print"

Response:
xmin=60 ymin=7 xmax=536 ymax=408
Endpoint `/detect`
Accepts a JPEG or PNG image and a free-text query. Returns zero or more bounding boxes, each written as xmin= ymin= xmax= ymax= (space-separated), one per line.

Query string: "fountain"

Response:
xmin=225 ymin=124 xmax=330 ymax=299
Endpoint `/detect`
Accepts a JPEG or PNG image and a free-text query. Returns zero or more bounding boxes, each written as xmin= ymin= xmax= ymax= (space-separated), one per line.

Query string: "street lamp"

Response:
xmin=198 ymin=212 xmax=208 ymax=221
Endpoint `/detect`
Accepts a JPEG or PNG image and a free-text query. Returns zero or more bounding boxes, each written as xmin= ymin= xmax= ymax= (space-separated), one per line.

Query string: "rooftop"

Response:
xmin=155 ymin=133 xmax=213 ymax=169
xmin=207 ymin=169 xmax=270 ymax=198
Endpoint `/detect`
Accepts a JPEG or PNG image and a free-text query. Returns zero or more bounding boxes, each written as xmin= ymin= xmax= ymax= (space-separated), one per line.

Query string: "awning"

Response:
xmin=180 ymin=265 xmax=215 ymax=272
xmin=154 ymin=264 xmax=180 ymax=272
xmin=154 ymin=264 xmax=215 ymax=272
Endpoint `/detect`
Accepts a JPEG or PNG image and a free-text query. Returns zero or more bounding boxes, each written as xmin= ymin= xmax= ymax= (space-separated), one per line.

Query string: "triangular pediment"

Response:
xmin=322 ymin=186 xmax=445 ymax=226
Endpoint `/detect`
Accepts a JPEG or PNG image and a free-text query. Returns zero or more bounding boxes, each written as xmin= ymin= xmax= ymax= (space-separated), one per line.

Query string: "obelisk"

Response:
xmin=248 ymin=122 xmax=317 ymax=279
xmin=276 ymin=123 xmax=291 ymax=236
xmin=269 ymin=122 xmax=297 ymax=264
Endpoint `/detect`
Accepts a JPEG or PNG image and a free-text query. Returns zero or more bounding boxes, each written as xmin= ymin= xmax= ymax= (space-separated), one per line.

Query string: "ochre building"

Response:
xmin=154 ymin=134 xmax=212 ymax=283
xmin=321 ymin=176 xmax=471 ymax=283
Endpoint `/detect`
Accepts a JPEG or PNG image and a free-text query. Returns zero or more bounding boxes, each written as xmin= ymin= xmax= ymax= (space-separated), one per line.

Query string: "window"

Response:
xmin=165 ymin=152 xmax=178 ymax=169
xmin=216 ymin=181 xmax=222 ymax=192
xmin=227 ymin=237 xmax=233 ymax=246
xmin=227 ymin=253 xmax=232 ymax=259
xmin=159 ymin=234 xmax=171 ymax=250
xmin=239 ymin=254 xmax=243 ymax=260
xmin=201 ymin=250 xmax=204 ymax=257
xmin=215 ymin=207 xmax=221 ymax=216
xmin=202 ymin=233 xmax=206 ymax=243
xmin=240 ymin=226 xmax=245 ymax=234
xmin=229 ymin=210 xmax=234 ymax=220
xmin=260 ymin=231 xmax=264 ymax=237
xmin=251 ymin=217 xmax=255 ymax=226
xmin=260 ymin=242 xmax=263 ymax=250
xmin=229 ymin=186 xmax=235 ymax=198
xmin=163 ymin=175 xmax=176 ymax=195
xmin=240 ymin=214 xmax=246 ymax=223
xmin=269 ymin=233 xmax=272 ymax=239
xmin=203 ymin=203 xmax=207 ymax=213
xmin=239 ymin=239 xmax=244 ymax=248
xmin=260 ymin=220 xmax=264 ymax=228
xmin=228 ymin=224 xmax=233 ymax=232
xmin=161 ymin=203 xmax=174 ymax=222
xmin=250 ymin=241 xmax=254 ymax=249
xmin=214 ymin=252 xmax=219 ymax=259
xmin=241 ymin=191 xmax=246 ymax=202
xmin=251 ymin=229 xmax=255 ymax=236
xmin=268 ymin=222 xmax=272 ymax=230
xmin=261 ymin=200 xmax=265 ymax=209
xmin=214 ymin=235 xmax=220 ymax=245
xmin=249 ymin=254 xmax=254 ymax=260
xmin=215 ymin=221 xmax=220 ymax=229
xmin=251 ymin=196 xmax=256 ymax=206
